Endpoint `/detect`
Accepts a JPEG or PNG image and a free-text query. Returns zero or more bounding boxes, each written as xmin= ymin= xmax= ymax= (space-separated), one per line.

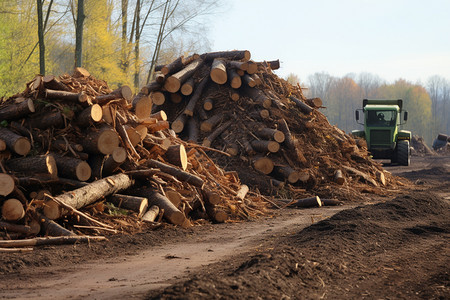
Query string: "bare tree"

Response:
xmin=357 ymin=72 xmax=382 ymax=99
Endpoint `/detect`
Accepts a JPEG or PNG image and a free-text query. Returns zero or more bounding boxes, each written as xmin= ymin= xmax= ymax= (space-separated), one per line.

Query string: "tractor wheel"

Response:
xmin=397 ymin=140 xmax=410 ymax=166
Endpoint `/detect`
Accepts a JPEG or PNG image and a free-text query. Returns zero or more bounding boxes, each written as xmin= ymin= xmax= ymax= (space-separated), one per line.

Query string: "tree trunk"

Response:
xmin=201 ymin=50 xmax=251 ymax=62
xmin=187 ymin=117 xmax=199 ymax=143
xmin=142 ymin=205 xmax=160 ymax=222
xmin=6 ymin=154 xmax=57 ymax=178
xmin=289 ymin=96 xmax=313 ymax=114
xmin=45 ymin=89 xmax=88 ymax=103
xmin=82 ymin=126 xmax=120 ymax=155
xmin=144 ymin=159 xmax=204 ymax=188
xmin=251 ymin=140 xmax=280 ymax=153
xmin=164 ymin=58 xmax=203 ymax=93
xmin=163 ymin=144 xmax=188 ymax=170
xmin=75 ymin=104 xmax=103 ymax=127
xmin=210 ymin=59 xmax=227 ymax=84
xmin=37 ymin=0 xmax=45 ymax=74
xmin=256 ymin=128 xmax=285 ymax=143
xmin=44 ymin=173 xmax=134 ymax=219
xmin=54 ymin=155 xmax=91 ymax=181
xmin=184 ymin=77 xmax=209 ymax=116
xmin=202 ymin=120 xmax=232 ymax=148
xmin=75 ymin=0 xmax=85 ymax=67
xmin=290 ymin=196 xmax=322 ymax=208
xmin=132 ymin=189 xmax=185 ymax=225
xmin=107 ymin=194 xmax=148 ymax=218
xmin=0 ymin=99 xmax=35 ymax=121
xmin=0 ymin=128 xmax=31 ymax=156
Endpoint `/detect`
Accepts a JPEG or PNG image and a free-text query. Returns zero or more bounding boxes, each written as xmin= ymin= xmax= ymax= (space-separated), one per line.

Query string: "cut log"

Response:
xmin=266 ymin=59 xmax=280 ymax=70
xmin=204 ymin=189 xmax=222 ymax=205
xmin=256 ymin=128 xmax=285 ymax=143
xmin=27 ymin=110 xmax=64 ymax=129
xmin=147 ymin=121 xmax=170 ymax=133
xmin=0 ymin=221 xmax=33 ymax=235
xmin=43 ymin=75 xmax=71 ymax=91
xmin=181 ymin=77 xmax=195 ymax=96
xmin=184 ymin=77 xmax=209 ymax=116
xmin=227 ymin=60 xmax=248 ymax=71
xmin=1 ymin=199 xmax=25 ymax=221
xmin=102 ymin=105 xmax=114 ymax=124
xmin=155 ymin=72 xmax=165 ymax=84
xmin=73 ymin=67 xmax=90 ymax=78
xmin=187 ymin=117 xmax=199 ymax=143
xmin=107 ymin=194 xmax=148 ymax=218
xmin=54 ymin=155 xmax=91 ymax=181
xmin=272 ymin=165 xmax=300 ymax=183
xmin=200 ymin=114 xmax=223 ymax=132
xmin=44 ymin=173 xmax=134 ymax=219
xmin=142 ymin=205 xmax=160 ymax=222
xmin=321 ymin=199 xmax=342 ymax=206
xmin=160 ymin=56 xmax=184 ymax=75
xmin=253 ymin=156 xmax=274 ymax=174
xmin=334 ymin=169 xmax=345 ymax=185
xmin=278 ymin=119 xmax=295 ymax=150
xmin=251 ymin=140 xmax=280 ymax=153
xmin=145 ymin=159 xmax=204 ymax=188
xmin=102 ymin=147 xmax=127 ymax=176
xmin=225 ymin=143 xmax=239 ymax=156
xmin=210 ymin=58 xmax=227 ymax=84
xmin=82 ymin=126 xmax=119 ymax=155
xmin=242 ymin=139 xmax=256 ymax=155
xmin=140 ymin=81 xmax=161 ymax=95
xmin=289 ymin=96 xmax=313 ymax=114
xmin=205 ymin=204 xmax=228 ymax=223
xmin=162 ymin=188 xmax=181 ymax=208
xmin=306 ymin=97 xmax=323 ymax=108
xmin=298 ymin=170 xmax=310 ymax=182
xmin=164 ymin=58 xmax=203 ymax=93
xmin=243 ymin=74 xmax=256 ymax=87
xmin=251 ymin=74 xmax=262 ymax=85
xmin=132 ymin=189 xmax=185 ymax=225
xmin=202 ymin=120 xmax=232 ymax=148
xmin=150 ymin=110 xmax=167 ymax=121
xmin=132 ymin=92 xmax=152 ymax=120
xmin=0 ymin=173 xmax=15 ymax=196
xmin=203 ymin=98 xmax=214 ymax=111
xmin=0 ymin=128 xmax=31 ymax=156
xmin=243 ymin=87 xmax=271 ymax=108
xmin=230 ymin=90 xmax=240 ymax=101
xmin=0 ymin=98 xmax=35 ymax=121
xmin=75 ymin=104 xmax=103 ymax=127
xmin=246 ymin=61 xmax=258 ymax=74
xmin=201 ymin=50 xmax=251 ymax=62
xmin=270 ymin=178 xmax=285 ymax=188
xmin=6 ymin=154 xmax=57 ymax=177
xmin=227 ymin=68 xmax=242 ymax=89
xmin=290 ymin=196 xmax=322 ymax=208
xmin=163 ymin=144 xmax=188 ymax=170
xmin=236 ymin=184 xmax=249 ymax=200
xmin=95 ymin=85 xmax=133 ymax=104
xmin=376 ymin=170 xmax=386 ymax=186
xmin=342 ymin=165 xmax=378 ymax=186
xmin=170 ymin=93 xmax=183 ymax=104
xmin=150 ymin=91 xmax=165 ymax=106
xmin=172 ymin=114 xmax=189 ymax=133
xmin=45 ymin=89 xmax=88 ymax=103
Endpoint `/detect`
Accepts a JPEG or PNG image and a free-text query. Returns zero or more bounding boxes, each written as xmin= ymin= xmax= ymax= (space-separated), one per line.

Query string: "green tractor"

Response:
xmin=352 ymin=99 xmax=411 ymax=166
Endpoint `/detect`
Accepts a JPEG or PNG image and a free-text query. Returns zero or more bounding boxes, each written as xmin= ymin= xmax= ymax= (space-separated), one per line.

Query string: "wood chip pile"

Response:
xmin=0 ymin=67 xmax=270 ymax=242
xmin=146 ymin=50 xmax=395 ymax=199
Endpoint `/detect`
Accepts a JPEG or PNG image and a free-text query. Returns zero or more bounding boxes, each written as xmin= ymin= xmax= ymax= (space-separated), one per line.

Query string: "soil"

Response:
xmin=0 ymin=155 xmax=449 ymax=300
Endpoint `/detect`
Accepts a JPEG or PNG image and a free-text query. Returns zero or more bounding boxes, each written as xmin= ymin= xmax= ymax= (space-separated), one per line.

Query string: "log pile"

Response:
xmin=147 ymin=50 xmax=395 ymax=199
xmin=0 ymin=68 xmax=269 ymax=243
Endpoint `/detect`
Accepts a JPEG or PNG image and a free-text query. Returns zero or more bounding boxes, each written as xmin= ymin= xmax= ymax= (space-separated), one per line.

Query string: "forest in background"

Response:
xmin=1 ymin=0 xmax=448 ymax=146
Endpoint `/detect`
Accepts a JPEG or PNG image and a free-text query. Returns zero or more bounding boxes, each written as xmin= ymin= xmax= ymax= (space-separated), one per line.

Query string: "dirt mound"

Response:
xmin=147 ymin=192 xmax=450 ymax=299
xmin=411 ymin=135 xmax=435 ymax=156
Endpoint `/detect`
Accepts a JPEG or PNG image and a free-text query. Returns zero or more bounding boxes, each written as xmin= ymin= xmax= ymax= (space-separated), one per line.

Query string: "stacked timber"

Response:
xmin=147 ymin=51 xmax=394 ymax=198
xmin=0 ymin=67 xmax=268 ymax=242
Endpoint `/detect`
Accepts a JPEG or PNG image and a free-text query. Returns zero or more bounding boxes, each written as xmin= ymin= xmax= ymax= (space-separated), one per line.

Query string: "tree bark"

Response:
xmin=74 ymin=0 xmax=85 ymax=67
xmin=251 ymin=140 xmax=280 ymax=153
xmin=75 ymin=104 xmax=103 ymax=127
xmin=6 ymin=154 xmax=57 ymax=178
xmin=95 ymin=86 xmax=133 ymax=104
xmin=44 ymin=173 xmax=134 ymax=219
xmin=0 ymin=99 xmax=35 ymax=121
xmin=172 ymin=114 xmax=189 ymax=133
xmin=142 ymin=205 xmax=160 ymax=222
xmin=163 ymin=144 xmax=188 ymax=170
xmin=200 ymin=50 xmax=251 ymax=62
xmin=278 ymin=119 xmax=295 ymax=150
xmin=27 ymin=110 xmax=64 ymax=129
xmin=243 ymin=87 xmax=271 ymax=108
xmin=82 ymin=126 xmax=120 ymax=155
xmin=289 ymin=96 xmax=313 ymax=114
xmin=0 ymin=128 xmax=31 ymax=156
xmin=306 ymin=97 xmax=323 ymax=108
xmin=202 ymin=120 xmax=232 ymax=148
xmin=132 ymin=189 xmax=185 ymax=225
xmin=184 ymin=77 xmax=209 ymax=116
xmin=144 ymin=159 xmax=204 ymax=188
xmin=271 ymin=165 xmax=300 ymax=183
xmin=242 ymin=74 xmax=256 ymax=87
xmin=107 ymin=194 xmax=148 ymax=217
xmin=54 ymin=154 xmax=91 ymax=181
xmin=43 ymin=75 xmax=70 ymax=91
xmin=187 ymin=117 xmax=199 ymax=143
xmin=246 ymin=61 xmax=258 ymax=74
xmin=227 ymin=68 xmax=242 ymax=89
xmin=164 ymin=58 xmax=203 ymax=93
xmin=290 ymin=196 xmax=322 ymax=208
xmin=256 ymin=128 xmax=285 ymax=143
xmin=227 ymin=60 xmax=248 ymax=71
xmin=200 ymin=114 xmax=223 ymax=132
xmin=45 ymin=89 xmax=88 ymax=103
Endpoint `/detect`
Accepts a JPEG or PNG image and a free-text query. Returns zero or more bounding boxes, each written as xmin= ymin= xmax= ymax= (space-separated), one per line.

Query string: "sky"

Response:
xmin=210 ymin=0 xmax=450 ymax=84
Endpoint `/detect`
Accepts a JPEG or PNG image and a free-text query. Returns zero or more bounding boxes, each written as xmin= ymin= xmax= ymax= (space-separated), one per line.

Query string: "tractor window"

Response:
xmin=366 ymin=110 xmax=396 ymax=126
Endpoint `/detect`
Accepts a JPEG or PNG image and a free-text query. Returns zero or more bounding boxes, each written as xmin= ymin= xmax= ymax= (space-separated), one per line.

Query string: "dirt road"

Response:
xmin=1 ymin=155 xmax=449 ymax=299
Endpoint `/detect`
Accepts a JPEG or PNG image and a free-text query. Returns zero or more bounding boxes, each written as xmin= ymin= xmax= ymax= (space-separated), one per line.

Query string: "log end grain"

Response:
xmin=112 ymin=147 xmax=127 ymax=164
xmin=164 ymin=77 xmax=181 ymax=93
xmin=13 ymin=137 xmax=31 ymax=156
xmin=76 ymin=161 xmax=92 ymax=182
xmin=121 ymin=85 xmax=133 ymax=101
xmin=90 ymin=104 xmax=103 ymax=122
xmin=253 ymin=157 xmax=274 ymax=174
xmin=2 ymin=199 xmax=25 ymax=221
xmin=0 ymin=173 xmax=15 ymax=197
xmin=134 ymin=94 xmax=152 ymax=120
xmin=273 ymin=131 xmax=285 ymax=143
xmin=150 ymin=91 xmax=165 ymax=106
xmin=98 ymin=129 xmax=120 ymax=155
